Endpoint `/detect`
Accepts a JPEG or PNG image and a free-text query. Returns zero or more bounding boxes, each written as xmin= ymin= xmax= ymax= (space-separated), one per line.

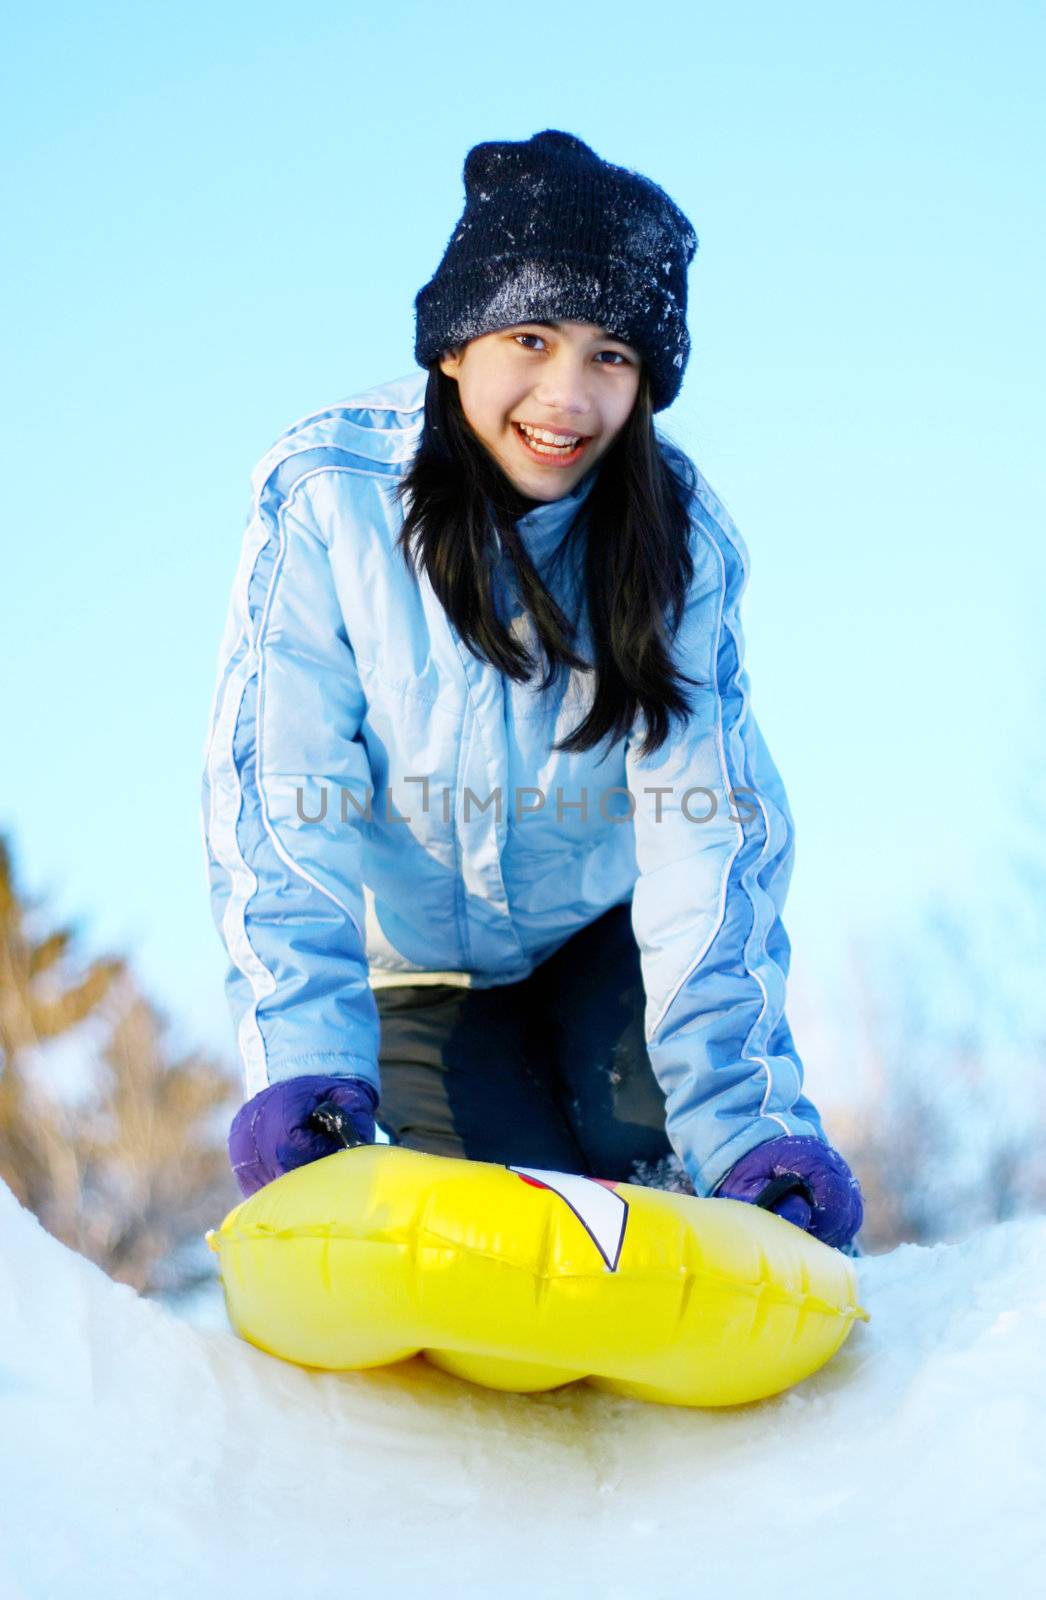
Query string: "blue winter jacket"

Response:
xmin=200 ymin=370 xmax=826 ymax=1196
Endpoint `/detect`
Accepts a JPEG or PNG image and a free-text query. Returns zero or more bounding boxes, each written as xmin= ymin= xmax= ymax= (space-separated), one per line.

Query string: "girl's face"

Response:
xmin=439 ymin=320 xmax=642 ymax=501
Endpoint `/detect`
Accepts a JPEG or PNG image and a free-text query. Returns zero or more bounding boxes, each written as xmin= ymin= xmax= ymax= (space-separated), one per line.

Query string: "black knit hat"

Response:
xmin=414 ymin=129 xmax=698 ymax=412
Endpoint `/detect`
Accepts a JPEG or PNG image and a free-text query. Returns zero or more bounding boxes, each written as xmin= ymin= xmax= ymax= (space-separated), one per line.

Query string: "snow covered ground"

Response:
xmin=2 ymin=1180 xmax=1043 ymax=1600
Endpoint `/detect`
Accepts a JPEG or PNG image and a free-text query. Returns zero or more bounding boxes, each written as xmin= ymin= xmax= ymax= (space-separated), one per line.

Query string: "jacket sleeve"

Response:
xmin=200 ymin=463 xmax=380 ymax=1101
xmin=625 ymin=475 xmax=825 ymax=1196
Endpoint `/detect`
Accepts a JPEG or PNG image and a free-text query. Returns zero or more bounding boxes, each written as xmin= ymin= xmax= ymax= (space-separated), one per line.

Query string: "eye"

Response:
xmin=513 ymin=333 xmax=547 ymax=351
xmin=595 ymin=350 xmax=632 ymax=366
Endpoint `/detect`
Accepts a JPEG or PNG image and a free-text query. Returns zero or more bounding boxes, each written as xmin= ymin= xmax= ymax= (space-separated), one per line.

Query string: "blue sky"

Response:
xmin=2 ymin=1 xmax=1043 ymax=1081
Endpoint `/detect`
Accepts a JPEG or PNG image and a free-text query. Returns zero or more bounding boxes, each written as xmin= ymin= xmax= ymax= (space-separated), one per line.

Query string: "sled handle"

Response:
xmin=309 ymin=1099 xmax=368 ymax=1151
xmin=754 ymin=1172 xmax=816 ymax=1213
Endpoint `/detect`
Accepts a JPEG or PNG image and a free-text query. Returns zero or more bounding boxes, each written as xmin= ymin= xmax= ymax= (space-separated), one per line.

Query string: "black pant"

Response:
xmin=374 ymin=901 xmax=680 ymax=1182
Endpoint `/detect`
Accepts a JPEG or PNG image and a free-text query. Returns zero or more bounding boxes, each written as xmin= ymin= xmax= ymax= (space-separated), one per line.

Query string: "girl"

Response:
xmin=203 ymin=129 xmax=863 ymax=1250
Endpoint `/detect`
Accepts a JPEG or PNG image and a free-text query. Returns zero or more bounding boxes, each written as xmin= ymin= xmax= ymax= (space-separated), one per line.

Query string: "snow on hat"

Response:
xmin=413 ymin=129 xmax=699 ymax=412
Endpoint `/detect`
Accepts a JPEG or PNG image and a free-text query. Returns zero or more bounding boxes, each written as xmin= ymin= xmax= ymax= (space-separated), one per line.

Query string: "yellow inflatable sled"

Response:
xmin=208 ymin=1138 xmax=868 ymax=1408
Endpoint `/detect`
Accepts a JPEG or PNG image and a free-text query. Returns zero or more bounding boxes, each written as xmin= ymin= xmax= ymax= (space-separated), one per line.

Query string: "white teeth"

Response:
xmin=518 ymin=422 xmax=582 ymax=448
xmin=527 ymin=439 xmax=580 ymax=456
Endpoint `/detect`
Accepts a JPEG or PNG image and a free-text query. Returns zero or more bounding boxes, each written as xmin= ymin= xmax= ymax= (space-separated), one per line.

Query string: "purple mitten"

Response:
xmin=228 ymin=1074 xmax=379 ymax=1198
xmin=715 ymin=1135 xmax=864 ymax=1249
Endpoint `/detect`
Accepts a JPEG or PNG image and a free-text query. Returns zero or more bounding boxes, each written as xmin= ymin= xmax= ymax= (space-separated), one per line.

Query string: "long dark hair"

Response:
xmin=393 ymin=364 xmax=704 ymax=760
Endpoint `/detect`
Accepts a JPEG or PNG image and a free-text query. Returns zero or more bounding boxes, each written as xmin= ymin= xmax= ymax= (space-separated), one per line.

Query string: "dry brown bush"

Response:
xmin=0 ymin=834 xmax=239 ymax=1294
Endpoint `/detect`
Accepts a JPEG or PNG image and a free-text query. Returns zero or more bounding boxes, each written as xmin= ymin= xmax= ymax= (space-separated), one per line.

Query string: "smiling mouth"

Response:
xmin=512 ymin=421 xmax=591 ymax=465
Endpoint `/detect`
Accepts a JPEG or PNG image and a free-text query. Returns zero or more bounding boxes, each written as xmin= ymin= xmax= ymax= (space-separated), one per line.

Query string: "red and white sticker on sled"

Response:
xmin=508 ymin=1166 xmax=629 ymax=1272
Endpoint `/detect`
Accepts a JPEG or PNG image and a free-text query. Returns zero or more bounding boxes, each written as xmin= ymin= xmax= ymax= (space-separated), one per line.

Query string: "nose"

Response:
xmin=531 ymin=352 xmax=591 ymax=419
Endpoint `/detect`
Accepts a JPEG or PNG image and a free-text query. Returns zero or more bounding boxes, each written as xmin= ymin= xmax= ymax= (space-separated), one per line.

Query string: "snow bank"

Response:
xmin=1 ymin=1181 xmax=1043 ymax=1599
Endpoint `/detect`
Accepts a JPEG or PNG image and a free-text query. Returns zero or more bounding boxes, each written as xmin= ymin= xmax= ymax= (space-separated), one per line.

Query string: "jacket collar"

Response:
xmin=513 ymin=464 xmax=597 ymax=560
